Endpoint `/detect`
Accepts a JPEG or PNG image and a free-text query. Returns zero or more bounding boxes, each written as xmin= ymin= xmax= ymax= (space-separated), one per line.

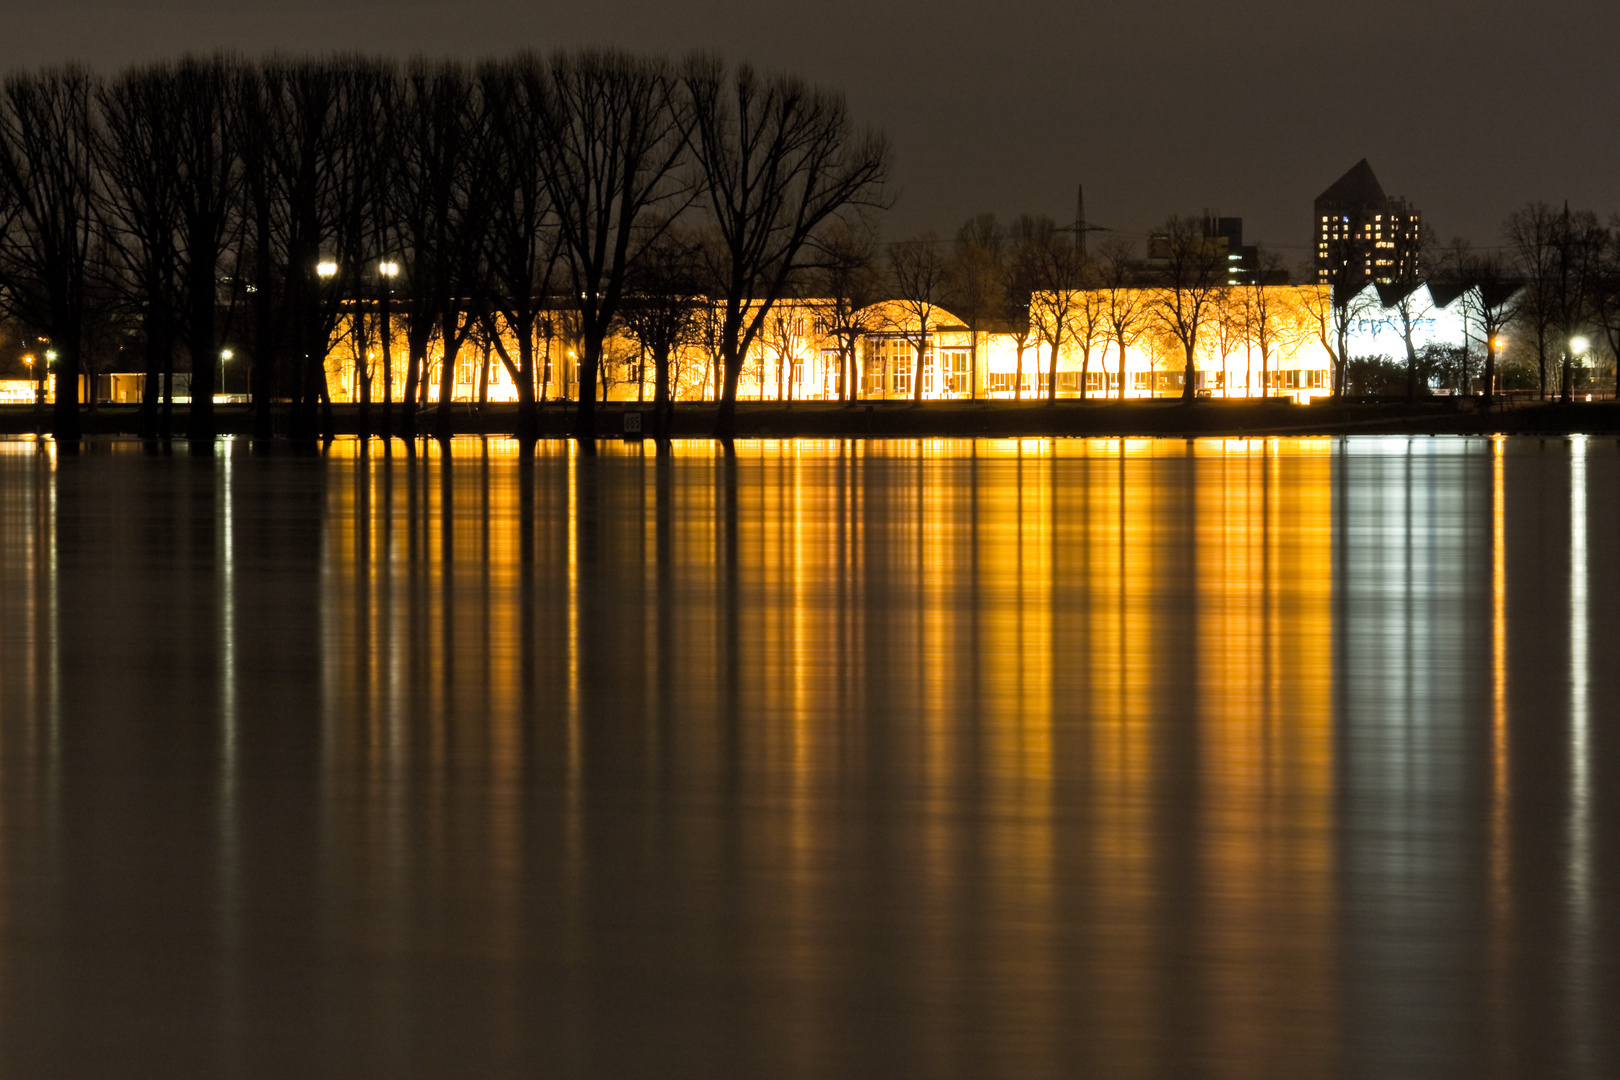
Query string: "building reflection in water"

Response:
xmin=0 ymin=435 xmax=1614 ymax=1077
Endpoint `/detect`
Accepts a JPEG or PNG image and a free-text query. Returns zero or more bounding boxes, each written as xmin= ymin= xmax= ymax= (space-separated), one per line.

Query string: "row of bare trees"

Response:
xmin=0 ymin=52 xmax=889 ymax=448
xmin=1317 ymin=201 xmax=1620 ymax=403
xmin=875 ymin=213 xmax=1298 ymax=403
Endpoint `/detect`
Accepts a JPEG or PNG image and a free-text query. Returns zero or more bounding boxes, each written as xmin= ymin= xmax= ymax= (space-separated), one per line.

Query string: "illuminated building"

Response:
xmin=1315 ymin=159 xmax=1421 ymax=285
xmin=308 ymin=283 xmax=1488 ymax=407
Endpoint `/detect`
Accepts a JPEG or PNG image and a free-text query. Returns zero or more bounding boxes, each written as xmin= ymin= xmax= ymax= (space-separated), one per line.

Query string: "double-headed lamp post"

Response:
xmin=378 ymin=261 xmax=398 ymax=424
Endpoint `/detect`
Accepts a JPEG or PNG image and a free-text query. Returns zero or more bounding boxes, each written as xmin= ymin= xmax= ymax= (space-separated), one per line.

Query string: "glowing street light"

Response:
xmin=379 ymin=260 xmax=399 ymax=277
xmin=1571 ymin=336 xmax=1590 ymax=355
xmin=316 ymin=260 xmax=339 ymax=278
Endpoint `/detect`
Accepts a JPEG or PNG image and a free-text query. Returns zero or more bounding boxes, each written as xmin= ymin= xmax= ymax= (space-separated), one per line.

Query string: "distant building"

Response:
xmin=1314 ymin=159 xmax=1421 ymax=286
xmin=1147 ymin=214 xmax=1287 ymax=286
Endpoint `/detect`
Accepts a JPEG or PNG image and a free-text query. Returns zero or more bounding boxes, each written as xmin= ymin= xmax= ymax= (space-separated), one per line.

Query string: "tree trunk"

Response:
xmin=969 ymin=326 xmax=978 ymax=401
xmin=576 ymin=338 xmax=601 ymax=447
xmin=435 ymin=310 xmax=460 ymax=442
xmin=139 ymin=309 xmax=167 ymax=441
xmin=1116 ymin=335 xmax=1128 ymax=401
xmin=1180 ymin=342 xmax=1196 ymax=402
xmin=187 ymin=263 xmax=218 ymax=444
xmin=913 ymin=332 xmax=926 ymax=404
xmin=653 ymin=340 xmax=673 ymax=449
xmin=51 ymin=342 xmax=82 ymax=445
xmin=380 ymin=290 xmax=393 ymax=442
xmin=1405 ymin=332 xmax=1419 ymax=403
xmin=515 ymin=329 xmax=538 ymax=449
xmin=716 ymin=348 xmax=744 ymax=442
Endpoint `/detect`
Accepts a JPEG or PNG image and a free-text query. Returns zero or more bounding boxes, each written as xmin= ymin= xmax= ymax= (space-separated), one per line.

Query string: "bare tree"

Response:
xmin=94 ymin=63 xmax=182 ymax=440
xmin=620 ymin=225 xmax=703 ymax=445
xmin=1317 ymin=218 xmax=1377 ymax=397
xmin=395 ymin=60 xmax=485 ymax=442
xmin=1098 ymin=236 xmax=1145 ymax=400
xmin=535 ymin=50 xmax=689 ymax=446
xmin=946 ymin=213 xmax=1003 ymax=401
xmin=1457 ymin=251 xmax=1522 ymax=402
xmin=1148 ymin=215 xmax=1224 ymax=402
xmin=0 ymin=67 xmax=100 ymax=444
xmin=1507 ymin=202 xmax=1562 ymax=400
xmin=477 ymin=56 xmax=561 ymax=449
xmin=887 ymin=234 xmax=946 ymax=403
xmin=813 ymin=219 xmax=883 ymax=401
xmin=1379 ymin=273 xmax=1433 ymax=402
xmin=1244 ymin=249 xmax=1287 ymax=397
xmin=1000 ymin=216 xmax=1046 ymax=399
xmin=1070 ymin=276 xmax=1108 ymax=400
xmin=684 ymin=56 xmax=889 ymax=440
xmin=1548 ymin=205 xmax=1605 ymax=401
xmin=1209 ymin=285 xmax=1246 ymax=397
xmin=1025 ymin=215 xmax=1084 ymax=402
xmin=233 ymin=59 xmax=356 ymax=441
xmin=170 ymin=56 xmax=246 ymax=445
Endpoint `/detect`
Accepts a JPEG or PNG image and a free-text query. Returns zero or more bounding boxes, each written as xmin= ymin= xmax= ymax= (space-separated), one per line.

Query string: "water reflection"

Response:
xmin=0 ymin=435 xmax=1614 ymax=1077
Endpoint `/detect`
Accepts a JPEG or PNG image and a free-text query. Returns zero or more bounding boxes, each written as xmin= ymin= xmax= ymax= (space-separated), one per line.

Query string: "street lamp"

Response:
xmin=220 ymin=348 xmax=233 ymax=400
xmin=316 ymin=260 xmax=338 ymax=278
xmin=379 ymin=260 xmax=399 ymax=278
xmin=1571 ymin=335 xmax=1589 ymax=355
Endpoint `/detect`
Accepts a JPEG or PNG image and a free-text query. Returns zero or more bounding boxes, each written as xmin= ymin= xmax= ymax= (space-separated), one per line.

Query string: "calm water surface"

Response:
xmin=0 ymin=435 xmax=1615 ymax=1078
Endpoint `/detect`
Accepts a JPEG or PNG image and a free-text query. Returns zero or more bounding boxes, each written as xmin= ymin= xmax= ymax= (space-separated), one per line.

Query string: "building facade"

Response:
xmin=1315 ymin=159 xmax=1422 ymax=286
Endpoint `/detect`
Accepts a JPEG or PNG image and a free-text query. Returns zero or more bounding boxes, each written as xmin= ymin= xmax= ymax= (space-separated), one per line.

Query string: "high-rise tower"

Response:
xmin=1314 ymin=159 xmax=1421 ymax=285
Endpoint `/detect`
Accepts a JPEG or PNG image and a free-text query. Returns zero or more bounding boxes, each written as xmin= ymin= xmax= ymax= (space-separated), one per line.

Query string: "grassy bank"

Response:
xmin=5 ymin=397 xmax=1620 ymax=440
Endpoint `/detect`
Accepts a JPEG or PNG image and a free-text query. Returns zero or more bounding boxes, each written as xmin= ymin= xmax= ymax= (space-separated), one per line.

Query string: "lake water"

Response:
xmin=0 ymin=435 xmax=1615 ymax=1078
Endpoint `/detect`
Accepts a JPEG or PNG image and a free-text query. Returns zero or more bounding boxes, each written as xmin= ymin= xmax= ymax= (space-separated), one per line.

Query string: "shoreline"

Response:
xmin=5 ymin=398 xmax=1620 ymax=440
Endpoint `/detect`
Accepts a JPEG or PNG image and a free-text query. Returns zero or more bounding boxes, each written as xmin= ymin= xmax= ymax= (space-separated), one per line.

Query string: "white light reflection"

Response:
xmin=1567 ymin=436 xmax=1591 ymax=1068
xmin=216 ymin=441 xmax=243 ymax=1055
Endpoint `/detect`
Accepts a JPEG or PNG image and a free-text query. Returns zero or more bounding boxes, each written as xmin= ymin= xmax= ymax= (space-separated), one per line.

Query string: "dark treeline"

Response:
xmin=0 ymin=52 xmax=889 ymax=449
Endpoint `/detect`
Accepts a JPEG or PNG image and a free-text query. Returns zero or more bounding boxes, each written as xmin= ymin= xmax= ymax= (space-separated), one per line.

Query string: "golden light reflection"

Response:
xmin=6 ymin=434 xmax=1606 ymax=1072
xmin=1196 ymin=438 xmax=1335 ymax=1077
xmin=1489 ymin=435 xmax=1511 ymax=1065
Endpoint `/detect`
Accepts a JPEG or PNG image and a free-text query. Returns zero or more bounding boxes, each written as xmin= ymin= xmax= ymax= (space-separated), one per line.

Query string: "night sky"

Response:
xmin=7 ymin=0 xmax=1619 ymax=265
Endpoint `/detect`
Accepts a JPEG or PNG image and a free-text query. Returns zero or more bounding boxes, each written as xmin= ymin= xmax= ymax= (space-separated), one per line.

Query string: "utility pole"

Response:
xmin=1075 ymin=183 xmax=1087 ymax=259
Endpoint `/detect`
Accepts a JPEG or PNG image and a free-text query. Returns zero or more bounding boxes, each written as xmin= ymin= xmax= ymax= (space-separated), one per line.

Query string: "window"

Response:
xmin=863 ymin=345 xmax=885 ymax=396
xmin=944 ymin=349 xmax=970 ymax=394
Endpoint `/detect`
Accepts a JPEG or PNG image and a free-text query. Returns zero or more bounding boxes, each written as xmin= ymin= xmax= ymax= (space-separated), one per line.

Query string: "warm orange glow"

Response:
xmin=318 ymin=287 xmax=1342 ymax=406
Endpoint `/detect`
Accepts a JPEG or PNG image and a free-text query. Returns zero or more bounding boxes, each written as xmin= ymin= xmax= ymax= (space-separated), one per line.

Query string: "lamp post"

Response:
xmin=379 ymin=260 xmax=398 ymax=441
xmin=1571 ymin=336 xmax=1590 ymax=401
xmin=219 ymin=348 xmax=233 ymax=401
xmin=22 ymin=354 xmax=38 ymax=432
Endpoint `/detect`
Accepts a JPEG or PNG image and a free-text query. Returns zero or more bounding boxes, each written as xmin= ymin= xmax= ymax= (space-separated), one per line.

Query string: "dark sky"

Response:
xmin=7 ymin=0 xmax=1618 ymax=267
